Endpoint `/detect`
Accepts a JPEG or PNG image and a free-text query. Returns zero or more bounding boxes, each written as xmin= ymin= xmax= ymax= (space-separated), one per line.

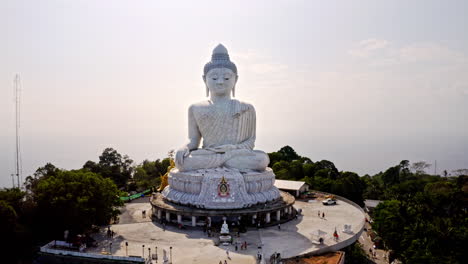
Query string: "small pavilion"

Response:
xmin=274 ymin=180 xmax=309 ymax=197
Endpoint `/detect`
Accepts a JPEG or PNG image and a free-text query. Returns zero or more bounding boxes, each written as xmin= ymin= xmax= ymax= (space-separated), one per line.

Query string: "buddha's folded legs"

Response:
xmin=224 ymin=150 xmax=269 ymax=171
xmin=176 ymin=149 xmax=269 ymax=172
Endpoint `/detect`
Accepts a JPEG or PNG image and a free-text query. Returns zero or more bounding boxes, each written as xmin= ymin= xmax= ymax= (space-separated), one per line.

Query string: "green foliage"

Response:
xmin=268 ymin=145 xmax=300 ymax=165
xmin=24 ymin=162 xmax=60 ymax=191
xmin=132 ymin=158 xmax=171 ymax=191
xmin=362 ymin=174 xmax=384 ymax=199
xmin=373 ymin=179 xmax=468 ymax=263
xmin=98 ymin=148 xmax=133 ymax=188
xmin=0 ymin=188 xmax=30 ymax=262
xmin=82 ymin=148 xmax=133 ymax=189
xmin=0 ymin=200 xmax=18 ymax=234
xmin=268 ymin=146 xmax=365 ymax=205
xmin=32 ymin=170 xmax=123 ymax=235
xmin=0 ymin=187 xmax=25 ymax=212
xmin=343 ymin=242 xmax=371 ymax=264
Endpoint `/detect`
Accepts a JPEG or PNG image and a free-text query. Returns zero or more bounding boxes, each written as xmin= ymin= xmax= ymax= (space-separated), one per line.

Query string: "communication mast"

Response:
xmin=13 ymin=74 xmax=22 ymax=188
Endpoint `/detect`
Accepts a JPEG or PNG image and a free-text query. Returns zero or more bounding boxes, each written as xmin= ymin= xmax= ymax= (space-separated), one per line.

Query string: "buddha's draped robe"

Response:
xmin=176 ymin=99 xmax=268 ymax=171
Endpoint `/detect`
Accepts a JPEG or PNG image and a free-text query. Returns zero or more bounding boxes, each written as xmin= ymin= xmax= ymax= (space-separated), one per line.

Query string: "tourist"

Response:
xmin=224 ymin=260 xmax=228 ymax=264
xmin=333 ymin=230 xmax=339 ymax=241
xmin=318 ymin=210 xmax=320 ymax=217
xmin=277 ymin=223 xmax=281 ymax=230
xmin=219 ymin=261 xmax=222 ymax=264
xmin=235 ymin=242 xmax=238 ymax=251
xmin=226 ymin=249 xmax=229 ymax=258
xmin=322 ymin=212 xmax=325 ymax=218
xmin=244 ymin=241 xmax=247 ymax=249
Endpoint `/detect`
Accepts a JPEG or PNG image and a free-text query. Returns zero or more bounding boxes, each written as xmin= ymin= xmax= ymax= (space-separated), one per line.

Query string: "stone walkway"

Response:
xmin=357 ymin=217 xmax=390 ymax=264
xmin=87 ymin=197 xmax=365 ymax=263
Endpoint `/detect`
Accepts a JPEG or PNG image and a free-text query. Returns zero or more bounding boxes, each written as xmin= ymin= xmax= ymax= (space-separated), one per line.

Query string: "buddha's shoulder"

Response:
xmin=188 ymin=99 xmax=255 ymax=112
xmin=234 ymin=99 xmax=255 ymax=112
xmin=189 ymin=100 xmax=211 ymax=109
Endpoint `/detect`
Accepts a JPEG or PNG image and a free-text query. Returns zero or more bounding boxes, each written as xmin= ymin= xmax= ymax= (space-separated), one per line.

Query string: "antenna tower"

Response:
xmin=13 ymin=74 xmax=22 ymax=188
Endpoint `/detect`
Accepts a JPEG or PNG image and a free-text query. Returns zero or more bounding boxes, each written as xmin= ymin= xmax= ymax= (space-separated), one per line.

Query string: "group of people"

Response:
xmin=238 ymin=241 xmax=248 ymax=250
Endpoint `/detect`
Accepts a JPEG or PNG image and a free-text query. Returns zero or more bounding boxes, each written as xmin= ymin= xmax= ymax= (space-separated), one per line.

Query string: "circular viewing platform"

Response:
xmin=87 ymin=191 xmax=366 ymax=264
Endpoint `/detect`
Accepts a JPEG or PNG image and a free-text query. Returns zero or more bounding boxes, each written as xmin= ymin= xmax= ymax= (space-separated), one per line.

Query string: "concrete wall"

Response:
xmin=39 ymin=241 xmax=145 ymax=264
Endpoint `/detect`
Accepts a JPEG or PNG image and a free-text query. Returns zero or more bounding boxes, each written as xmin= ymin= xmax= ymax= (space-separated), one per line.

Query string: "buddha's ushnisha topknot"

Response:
xmin=203 ymin=44 xmax=238 ymax=76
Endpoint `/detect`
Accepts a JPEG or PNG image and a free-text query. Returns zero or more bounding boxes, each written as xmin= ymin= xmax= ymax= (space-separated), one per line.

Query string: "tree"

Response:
xmin=0 ymin=188 xmax=29 ymax=262
xmin=343 ymin=242 xmax=371 ymax=264
xmin=25 ymin=163 xmax=60 ymax=191
xmin=411 ymin=161 xmax=431 ymax=174
xmin=289 ymin=160 xmax=304 ymax=180
xmin=96 ymin=148 xmax=134 ymax=188
xmin=451 ymin=168 xmax=468 ymax=177
xmin=314 ymin=160 xmax=339 ymax=179
xmin=32 ymin=170 xmax=123 ymax=236
xmin=373 ymin=200 xmax=405 ymax=255
xmin=362 ymin=174 xmax=384 ymax=200
xmin=381 ymin=166 xmax=400 ymax=187
xmin=83 ymin=160 xmax=100 ymax=173
xmin=0 ymin=199 xmax=18 ymax=236
xmin=302 ymin=163 xmax=316 ymax=177
xmin=373 ymin=178 xmax=467 ymax=263
xmin=133 ymin=163 xmax=162 ymax=191
xmin=277 ymin=145 xmax=301 ymax=161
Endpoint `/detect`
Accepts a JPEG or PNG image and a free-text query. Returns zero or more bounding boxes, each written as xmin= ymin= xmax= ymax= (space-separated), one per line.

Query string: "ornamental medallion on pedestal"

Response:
xmin=218 ymin=176 xmax=230 ymax=197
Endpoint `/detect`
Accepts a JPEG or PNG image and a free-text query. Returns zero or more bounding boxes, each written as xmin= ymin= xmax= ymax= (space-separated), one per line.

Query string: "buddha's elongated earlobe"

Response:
xmin=232 ymin=75 xmax=238 ymax=97
xmin=203 ymin=75 xmax=209 ymax=97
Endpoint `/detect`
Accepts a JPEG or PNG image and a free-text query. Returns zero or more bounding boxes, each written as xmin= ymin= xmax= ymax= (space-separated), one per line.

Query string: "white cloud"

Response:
xmin=233 ymin=50 xmax=288 ymax=75
xmin=454 ymin=83 xmax=468 ymax=96
xmin=349 ymin=39 xmax=467 ymax=67
xmin=398 ymin=42 xmax=464 ymax=64
xmin=348 ymin=38 xmax=390 ymax=58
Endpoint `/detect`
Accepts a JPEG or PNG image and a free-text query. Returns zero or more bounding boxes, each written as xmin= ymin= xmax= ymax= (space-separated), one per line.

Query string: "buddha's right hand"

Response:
xmin=175 ymin=146 xmax=190 ymax=167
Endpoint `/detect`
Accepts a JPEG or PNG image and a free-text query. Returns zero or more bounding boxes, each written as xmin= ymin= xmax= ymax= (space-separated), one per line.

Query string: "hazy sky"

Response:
xmin=1 ymin=0 xmax=467 ymax=187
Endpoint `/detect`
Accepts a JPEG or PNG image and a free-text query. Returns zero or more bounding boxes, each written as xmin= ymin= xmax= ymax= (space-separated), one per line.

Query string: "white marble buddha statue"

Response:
xmin=175 ymin=44 xmax=269 ymax=172
xmin=220 ymin=220 xmax=230 ymax=234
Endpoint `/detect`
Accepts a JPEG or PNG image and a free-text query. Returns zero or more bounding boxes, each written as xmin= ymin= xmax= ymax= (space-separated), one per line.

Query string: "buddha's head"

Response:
xmin=203 ymin=44 xmax=238 ymax=97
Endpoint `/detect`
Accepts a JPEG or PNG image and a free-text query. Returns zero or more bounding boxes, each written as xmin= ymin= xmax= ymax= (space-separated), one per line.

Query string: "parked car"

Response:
xmin=322 ymin=198 xmax=337 ymax=205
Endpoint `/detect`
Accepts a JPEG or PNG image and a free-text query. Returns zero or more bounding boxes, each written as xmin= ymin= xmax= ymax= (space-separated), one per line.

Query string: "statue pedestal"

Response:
xmin=219 ymin=234 xmax=232 ymax=245
xmin=162 ymin=167 xmax=280 ymax=209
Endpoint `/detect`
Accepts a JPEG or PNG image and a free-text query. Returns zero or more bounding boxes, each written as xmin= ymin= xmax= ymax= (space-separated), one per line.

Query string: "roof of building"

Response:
xmin=283 ymin=251 xmax=344 ymax=264
xmin=274 ymin=179 xmax=308 ymax=190
xmin=364 ymin=199 xmax=382 ymax=208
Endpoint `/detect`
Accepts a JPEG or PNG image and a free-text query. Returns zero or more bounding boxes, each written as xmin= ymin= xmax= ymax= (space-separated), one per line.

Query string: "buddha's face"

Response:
xmin=204 ymin=68 xmax=237 ymax=96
